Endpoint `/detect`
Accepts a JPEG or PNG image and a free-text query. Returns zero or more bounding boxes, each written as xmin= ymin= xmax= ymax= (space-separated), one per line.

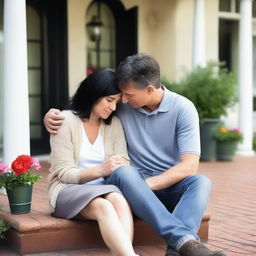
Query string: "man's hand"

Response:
xmin=43 ymin=108 xmax=64 ymax=135
xmin=145 ymin=154 xmax=200 ymax=191
xmin=145 ymin=176 xmax=159 ymax=190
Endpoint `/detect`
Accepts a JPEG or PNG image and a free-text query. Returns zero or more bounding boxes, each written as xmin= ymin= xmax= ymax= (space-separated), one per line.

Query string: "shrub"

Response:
xmin=162 ymin=62 xmax=237 ymax=122
xmin=0 ymin=205 xmax=9 ymax=239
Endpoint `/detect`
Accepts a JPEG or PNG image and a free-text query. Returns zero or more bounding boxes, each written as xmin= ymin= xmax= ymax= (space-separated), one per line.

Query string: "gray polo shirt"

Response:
xmin=116 ymin=88 xmax=200 ymax=174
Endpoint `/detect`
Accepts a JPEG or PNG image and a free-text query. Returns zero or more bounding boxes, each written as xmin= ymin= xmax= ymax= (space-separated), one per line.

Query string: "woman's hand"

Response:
xmin=100 ymin=155 xmax=129 ymax=176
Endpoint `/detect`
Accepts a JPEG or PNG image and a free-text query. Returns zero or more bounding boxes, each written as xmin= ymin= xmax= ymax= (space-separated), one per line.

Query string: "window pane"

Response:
xmin=30 ymin=124 xmax=42 ymax=139
xmin=219 ymin=0 xmax=231 ymax=12
xmin=235 ymin=0 xmax=240 ymax=13
xmin=253 ymin=1 xmax=256 ymax=18
xmin=28 ymin=70 xmax=41 ymax=95
xmin=100 ymin=51 xmax=111 ymax=68
xmin=101 ymin=3 xmax=115 ymax=27
xmin=29 ymin=97 xmax=41 ymax=123
xmin=28 ymin=42 xmax=41 ymax=67
xmin=87 ymin=49 xmax=97 ymax=67
xmin=27 ymin=6 xmax=41 ymax=40
xmin=101 ymin=27 xmax=113 ymax=50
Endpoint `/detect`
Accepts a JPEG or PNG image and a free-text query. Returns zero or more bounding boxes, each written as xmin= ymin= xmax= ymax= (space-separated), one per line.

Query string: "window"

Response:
xmin=219 ymin=0 xmax=231 ymax=12
xmin=27 ymin=6 xmax=43 ymax=139
xmin=253 ymin=1 xmax=256 ymax=18
xmin=219 ymin=0 xmax=256 ymax=16
xmin=86 ymin=1 xmax=116 ymax=74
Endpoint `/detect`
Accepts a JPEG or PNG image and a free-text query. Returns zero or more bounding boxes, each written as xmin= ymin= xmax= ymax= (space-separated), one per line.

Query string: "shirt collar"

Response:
xmin=138 ymin=86 xmax=170 ymax=115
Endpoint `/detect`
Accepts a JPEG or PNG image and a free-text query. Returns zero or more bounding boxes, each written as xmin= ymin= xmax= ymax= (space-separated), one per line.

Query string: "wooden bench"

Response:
xmin=0 ymin=162 xmax=211 ymax=254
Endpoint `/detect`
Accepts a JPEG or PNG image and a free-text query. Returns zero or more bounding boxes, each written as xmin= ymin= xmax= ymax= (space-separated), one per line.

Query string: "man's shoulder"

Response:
xmin=164 ymin=89 xmax=195 ymax=113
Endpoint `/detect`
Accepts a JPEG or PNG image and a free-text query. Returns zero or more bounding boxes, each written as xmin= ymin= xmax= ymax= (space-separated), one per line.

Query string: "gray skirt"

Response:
xmin=53 ymin=183 xmax=122 ymax=219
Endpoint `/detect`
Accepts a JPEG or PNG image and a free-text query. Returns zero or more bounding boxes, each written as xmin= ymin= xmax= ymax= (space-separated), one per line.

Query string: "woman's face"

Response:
xmin=91 ymin=93 xmax=122 ymax=120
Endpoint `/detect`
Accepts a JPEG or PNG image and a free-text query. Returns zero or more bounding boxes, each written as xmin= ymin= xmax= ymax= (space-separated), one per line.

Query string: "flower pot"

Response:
xmin=200 ymin=119 xmax=221 ymax=161
xmin=217 ymin=141 xmax=238 ymax=161
xmin=6 ymin=184 xmax=32 ymax=214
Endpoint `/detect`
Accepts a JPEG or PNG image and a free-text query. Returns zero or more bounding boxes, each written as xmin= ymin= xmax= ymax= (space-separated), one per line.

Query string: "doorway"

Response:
xmin=26 ymin=0 xmax=68 ymax=155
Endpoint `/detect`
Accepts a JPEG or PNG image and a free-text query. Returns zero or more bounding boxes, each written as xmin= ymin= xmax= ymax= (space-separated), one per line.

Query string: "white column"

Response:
xmin=192 ymin=0 xmax=206 ymax=68
xmin=3 ymin=0 xmax=30 ymax=165
xmin=237 ymin=0 xmax=255 ymax=156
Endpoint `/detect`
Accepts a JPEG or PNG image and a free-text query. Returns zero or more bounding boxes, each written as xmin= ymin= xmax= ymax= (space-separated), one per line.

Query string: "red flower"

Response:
xmin=11 ymin=155 xmax=33 ymax=175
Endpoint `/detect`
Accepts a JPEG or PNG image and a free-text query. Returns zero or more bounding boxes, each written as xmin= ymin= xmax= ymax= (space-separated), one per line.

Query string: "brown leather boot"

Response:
xmin=179 ymin=240 xmax=227 ymax=256
xmin=165 ymin=244 xmax=180 ymax=256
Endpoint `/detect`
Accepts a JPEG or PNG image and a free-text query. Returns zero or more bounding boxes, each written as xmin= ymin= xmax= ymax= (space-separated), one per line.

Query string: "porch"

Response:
xmin=0 ymin=156 xmax=255 ymax=255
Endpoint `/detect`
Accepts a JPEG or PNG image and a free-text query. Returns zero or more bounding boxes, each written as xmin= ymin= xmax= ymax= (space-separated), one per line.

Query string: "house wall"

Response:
xmin=67 ymin=0 xmax=219 ymax=94
xmin=67 ymin=0 xmax=91 ymax=96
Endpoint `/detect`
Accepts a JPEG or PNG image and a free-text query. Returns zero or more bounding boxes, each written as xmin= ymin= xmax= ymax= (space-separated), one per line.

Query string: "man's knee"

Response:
xmin=192 ymin=174 xmax=212 ymax=192
xmin=107 ymin=165 xmax=139 ymax=183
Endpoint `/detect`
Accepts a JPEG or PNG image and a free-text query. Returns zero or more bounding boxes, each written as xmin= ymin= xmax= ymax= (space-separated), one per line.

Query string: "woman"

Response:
xmin=48 ymin=69 xmax=139 ymax=256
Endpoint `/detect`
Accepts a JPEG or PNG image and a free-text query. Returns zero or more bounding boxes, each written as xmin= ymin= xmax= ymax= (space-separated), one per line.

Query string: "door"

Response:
xmin=116 ymin=7 xmax=138 ymax=64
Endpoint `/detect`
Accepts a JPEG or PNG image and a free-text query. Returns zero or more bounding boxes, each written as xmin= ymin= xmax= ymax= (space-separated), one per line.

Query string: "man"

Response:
xmin=44 ymin=54 xmax=226 ymax=256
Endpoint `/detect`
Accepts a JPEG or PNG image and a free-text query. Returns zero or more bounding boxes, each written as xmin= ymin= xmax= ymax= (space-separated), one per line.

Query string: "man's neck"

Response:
xmin=142 ymin=87 xmax=164 ymax=113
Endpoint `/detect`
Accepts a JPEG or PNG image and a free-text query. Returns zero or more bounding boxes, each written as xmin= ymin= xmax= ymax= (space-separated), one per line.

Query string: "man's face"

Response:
xmin=119 ymin=82 xmax=150 ymax=108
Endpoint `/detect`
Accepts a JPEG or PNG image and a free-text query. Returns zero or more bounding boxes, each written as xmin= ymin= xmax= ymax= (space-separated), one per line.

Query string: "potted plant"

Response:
xmin=214 ymin=127 xmax=243 ymax=161
xmin=162 ymin=62 xmax=237 ymax=161
xmin=0 ymin=155 xmax=41 ymax=214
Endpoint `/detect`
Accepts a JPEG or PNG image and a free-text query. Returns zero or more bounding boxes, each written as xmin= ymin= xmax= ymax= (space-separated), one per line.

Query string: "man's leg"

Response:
xmin=154 ymin=174 xmax=211 ymax=238
xmin=105 ymin=166 xmax=196 ymax=251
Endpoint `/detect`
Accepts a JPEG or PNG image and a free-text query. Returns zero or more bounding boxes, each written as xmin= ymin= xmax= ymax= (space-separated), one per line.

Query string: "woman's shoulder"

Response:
xmin=102 ymin=116 xmax=123 ymax=134
xmin=59 ymin=110 xmax=81 ymax=128
xmin=61 ymin=110 xmax=80 ymax=121
xmin=110 ymin=115 xmax=122 ymax=127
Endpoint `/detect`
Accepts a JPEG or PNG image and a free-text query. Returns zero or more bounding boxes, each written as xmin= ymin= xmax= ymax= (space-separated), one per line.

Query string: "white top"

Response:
xmin=77 ymin=123 xmax=105 ymax=185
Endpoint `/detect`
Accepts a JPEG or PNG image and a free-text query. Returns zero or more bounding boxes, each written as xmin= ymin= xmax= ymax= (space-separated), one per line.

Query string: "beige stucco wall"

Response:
xmin=67 ymin=0 xmax=178 ymax=93
xmin=67 ymin=0 xmax=91 ymax=96
xmin=67 ymin=0 xmax=219 ymax=94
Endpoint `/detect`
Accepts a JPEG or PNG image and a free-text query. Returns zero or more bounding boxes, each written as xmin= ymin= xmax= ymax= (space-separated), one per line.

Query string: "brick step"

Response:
xmin=0 ymin=163 xmax=211 ymax=255
xmin=1 ymin=212 xmax=210 ymax=254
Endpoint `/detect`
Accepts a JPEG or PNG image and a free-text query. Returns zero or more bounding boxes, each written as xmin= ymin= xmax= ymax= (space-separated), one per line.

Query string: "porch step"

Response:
xmin=0 ymin=162 xmax=211 ymax=255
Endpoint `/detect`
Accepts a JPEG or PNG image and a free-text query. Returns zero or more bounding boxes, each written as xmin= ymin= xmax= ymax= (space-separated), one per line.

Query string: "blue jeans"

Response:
xmin=105 ymin=165 xmax=211 ymax=251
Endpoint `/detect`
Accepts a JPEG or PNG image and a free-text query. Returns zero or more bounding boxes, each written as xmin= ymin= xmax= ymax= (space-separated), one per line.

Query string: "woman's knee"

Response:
xmin=105 ymin=192 xmax=130 ymax=209
xmin=80 ymin=197 xmax=116 ymax=220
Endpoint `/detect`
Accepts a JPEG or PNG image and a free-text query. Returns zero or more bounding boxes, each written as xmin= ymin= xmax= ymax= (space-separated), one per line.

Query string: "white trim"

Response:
xmin=218 ymin=12 xmax=240 ymax=20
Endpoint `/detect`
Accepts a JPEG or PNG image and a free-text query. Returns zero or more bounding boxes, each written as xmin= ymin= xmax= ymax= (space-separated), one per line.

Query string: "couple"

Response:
xmin=46 ymin=54 xmax=226 ymax=256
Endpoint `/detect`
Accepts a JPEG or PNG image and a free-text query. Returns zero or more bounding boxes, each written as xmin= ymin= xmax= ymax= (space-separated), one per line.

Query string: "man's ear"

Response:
xmin=146 ymin=85 xmax=155 ymax=95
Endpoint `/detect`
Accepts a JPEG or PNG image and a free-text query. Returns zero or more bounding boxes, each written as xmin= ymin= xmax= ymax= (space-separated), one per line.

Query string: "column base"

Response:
xmin=236 ymin=150 xmax=255 ymax=156
xmin=0 ymin=188 xmax=7 ymax=195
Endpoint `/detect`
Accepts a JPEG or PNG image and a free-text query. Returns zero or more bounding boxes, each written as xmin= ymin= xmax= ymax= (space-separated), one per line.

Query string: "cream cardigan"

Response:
xmin=48 ymin=110 xmax=129 ymax=210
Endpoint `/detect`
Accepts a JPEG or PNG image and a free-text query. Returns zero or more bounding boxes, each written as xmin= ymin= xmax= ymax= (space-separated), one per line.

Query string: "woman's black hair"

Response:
xmin=69 ymin=69 xmax=120 ymax=125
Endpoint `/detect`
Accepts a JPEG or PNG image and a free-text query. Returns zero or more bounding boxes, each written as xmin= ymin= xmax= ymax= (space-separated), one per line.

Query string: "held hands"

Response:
xmin=44 ymin=108 xmax=64 ymax=135
xmin=100 ymin=154 xmax=129 ymax=176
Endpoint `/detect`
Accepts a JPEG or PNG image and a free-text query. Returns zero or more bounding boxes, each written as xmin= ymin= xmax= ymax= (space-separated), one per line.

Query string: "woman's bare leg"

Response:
xmin=104 ymin=192 xmax=134 ymax=241
xmin=79 ymin=197 xmax=136 ymax=256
